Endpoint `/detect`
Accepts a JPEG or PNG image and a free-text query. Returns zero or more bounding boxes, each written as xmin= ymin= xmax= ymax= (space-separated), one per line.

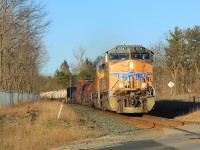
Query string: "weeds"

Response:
xmin=175 ymin=104 xmax=200 ymax=122
xmin=0 ymin=100 xmax=94 ymax=150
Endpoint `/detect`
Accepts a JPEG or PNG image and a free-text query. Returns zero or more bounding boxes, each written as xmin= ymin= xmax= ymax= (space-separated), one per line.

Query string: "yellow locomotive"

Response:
xmin=92 ymin=45 xmax=155 ymax=113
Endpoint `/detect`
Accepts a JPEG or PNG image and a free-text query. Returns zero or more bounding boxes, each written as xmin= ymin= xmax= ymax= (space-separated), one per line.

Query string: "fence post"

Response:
xmin=193 ymin=96 xmax=196 ymax=103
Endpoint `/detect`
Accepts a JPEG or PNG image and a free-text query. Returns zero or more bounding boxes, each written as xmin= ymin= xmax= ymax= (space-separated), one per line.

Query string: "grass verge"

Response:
xmin=175 ymin=106 xmax=200 ymax=122
xmin=0 ymin=100 xmax=95 ymax=150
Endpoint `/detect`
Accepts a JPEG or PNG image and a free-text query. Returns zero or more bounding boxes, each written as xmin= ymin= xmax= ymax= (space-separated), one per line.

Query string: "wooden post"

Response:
xmin=193 ymin=96 xmax=196 ymax=103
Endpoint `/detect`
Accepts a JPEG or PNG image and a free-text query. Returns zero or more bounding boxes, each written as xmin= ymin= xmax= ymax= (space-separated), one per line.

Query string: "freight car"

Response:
xmin=40 ymin=90 xmax=67 ymax=100
xmin=76 ymin=80 xmax=93 ymax=106
xmin=75 ymin=45 xmax=155 ymax=113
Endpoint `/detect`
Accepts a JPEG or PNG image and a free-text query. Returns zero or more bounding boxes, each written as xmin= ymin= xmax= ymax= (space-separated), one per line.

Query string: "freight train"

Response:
xmin=71 ymin=45 xmax=155 ymax=113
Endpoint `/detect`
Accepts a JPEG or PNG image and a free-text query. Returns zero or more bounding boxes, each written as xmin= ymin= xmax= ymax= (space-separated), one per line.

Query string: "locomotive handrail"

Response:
xmin=144 ymin=76 xmax=155 ymax=96
xmin=109 ymin=79 xmax=119 ymax=91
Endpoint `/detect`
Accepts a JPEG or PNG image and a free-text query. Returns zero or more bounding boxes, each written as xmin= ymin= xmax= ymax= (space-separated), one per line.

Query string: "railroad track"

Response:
xmin=118 ymin=113 xmax=200 ymax=138
xmin=73 ymin=104 xmax=200 ymax=138
xmin=137 ymin=114 xmax=184 ymax=127
xmin=98 ymin=110 xmax=184 ymax=130
xmin=99 ymin=108 xmax=198 ymax=129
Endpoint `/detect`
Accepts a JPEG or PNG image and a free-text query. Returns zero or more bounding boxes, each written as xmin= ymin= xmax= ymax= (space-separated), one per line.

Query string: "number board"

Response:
xmin=134 ymin=47 xmax=145 ymax=51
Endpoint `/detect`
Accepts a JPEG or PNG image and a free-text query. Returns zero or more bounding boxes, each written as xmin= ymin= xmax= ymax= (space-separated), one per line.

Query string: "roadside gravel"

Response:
xmin=50 ymin=104 xmax=163 ymax=150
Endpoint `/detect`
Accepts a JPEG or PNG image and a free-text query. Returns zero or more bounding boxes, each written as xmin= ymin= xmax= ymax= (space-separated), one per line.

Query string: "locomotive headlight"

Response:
xmin=119 ymin=83 xmax=124 ymax=88
xmin=129 ymin=62 xmax=134 ymax=69
xmin=141 ymin=83 xmax=146 ymax=88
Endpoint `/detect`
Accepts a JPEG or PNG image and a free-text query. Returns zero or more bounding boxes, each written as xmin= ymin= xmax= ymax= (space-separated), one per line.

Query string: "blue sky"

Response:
xmin=42 ymin=0 xmax=200 ymax=75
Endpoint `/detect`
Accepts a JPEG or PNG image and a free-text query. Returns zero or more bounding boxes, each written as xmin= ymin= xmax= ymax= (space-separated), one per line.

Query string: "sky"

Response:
xmin=42 ymin=0 xmax=200 ymax=75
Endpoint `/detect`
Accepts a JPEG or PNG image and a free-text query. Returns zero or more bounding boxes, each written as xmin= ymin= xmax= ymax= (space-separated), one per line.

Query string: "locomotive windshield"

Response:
xmin=131 ymin=53 xmax=150 ymax=60
xmin=109 ymin=53 xmax=129 ymax=60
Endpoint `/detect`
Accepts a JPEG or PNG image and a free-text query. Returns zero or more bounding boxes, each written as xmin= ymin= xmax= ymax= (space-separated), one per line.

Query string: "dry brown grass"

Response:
xmin=0 ymin=100 xmax=95 ymax=150
xmin=175 ymin=107 xmax=200 ymax=122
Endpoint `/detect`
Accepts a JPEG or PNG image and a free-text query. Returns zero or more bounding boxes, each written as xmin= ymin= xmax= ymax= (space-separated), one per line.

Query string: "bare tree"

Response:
xmin=150 ymin=42 xmax=172 ymax=98
xmin=73 ymin=46 xmax=86 ymax=73
xmin=153 ymin=26 xmax=200 ymax=98
xmin=0 ymin=0 xmax=49 ymax=93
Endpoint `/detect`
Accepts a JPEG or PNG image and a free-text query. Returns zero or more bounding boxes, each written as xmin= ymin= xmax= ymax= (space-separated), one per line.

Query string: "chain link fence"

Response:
xmin=0 ymin=90 xmax=39 ymax=108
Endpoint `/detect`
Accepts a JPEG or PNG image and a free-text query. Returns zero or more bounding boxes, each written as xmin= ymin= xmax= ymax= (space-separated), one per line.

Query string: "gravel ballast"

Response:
xmin=50 ymin=104 xmax=163 ymax=150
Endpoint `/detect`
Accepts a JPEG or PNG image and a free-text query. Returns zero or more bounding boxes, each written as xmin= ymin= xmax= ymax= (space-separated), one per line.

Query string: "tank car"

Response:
xmin=92 ymin=45 xmax=155 ymax=113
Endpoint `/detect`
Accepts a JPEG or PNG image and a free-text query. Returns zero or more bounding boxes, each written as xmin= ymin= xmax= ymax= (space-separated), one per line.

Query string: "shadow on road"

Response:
xmin=148 ymin=99 xmax=200 ymax=119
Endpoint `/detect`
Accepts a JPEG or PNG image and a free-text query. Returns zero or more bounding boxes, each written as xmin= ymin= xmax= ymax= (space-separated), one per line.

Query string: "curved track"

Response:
xmin=139 ymin=114 xmax=185 ymax=127
xmin=96 ymin=109 xmax=185 ymax=129
xmin=75 ymin=104 xmax=200 ymax=139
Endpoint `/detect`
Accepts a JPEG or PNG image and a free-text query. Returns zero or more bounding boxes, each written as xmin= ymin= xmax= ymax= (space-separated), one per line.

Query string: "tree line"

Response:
xmin=153 ymin=26 xmax=200 ymax=98
xmin=40 ymin=47 xmax=102 ymax=92
xmin=45 ymin=26 xmax=200 ymax=98
xmin=0 ymin=0 xmax=49 ymax=94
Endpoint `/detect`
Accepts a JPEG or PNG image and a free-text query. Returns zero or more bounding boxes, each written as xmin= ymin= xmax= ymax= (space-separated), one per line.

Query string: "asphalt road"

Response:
xmin=96 ymin=124 xmax=200 ymax=150
xmin=96 ymin=140 xmax=176 ymax=150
